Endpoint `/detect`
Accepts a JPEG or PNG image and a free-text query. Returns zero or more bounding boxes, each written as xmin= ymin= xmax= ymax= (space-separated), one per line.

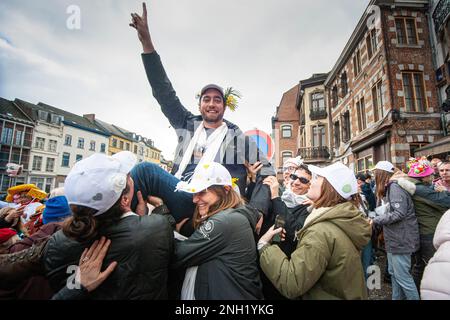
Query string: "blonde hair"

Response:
xmin=192 ymin=185 xmax=244 ymax=229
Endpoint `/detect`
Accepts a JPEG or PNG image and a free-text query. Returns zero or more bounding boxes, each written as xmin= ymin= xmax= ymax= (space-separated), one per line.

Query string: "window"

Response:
xmin=77 ymin=138 xmax=84 ymax=149
xmin=76 ymin=154 xmax=83 ymax=162
xmin=35 ymin=137 xmax=45 ymax=150
xmin=112 ymin=138 xmax=118 ymax=148
xmin=372 ymin=81 xmax=384 ymax=122
xmin=100 ymin=143 xmax=106 ymax=153
xmin=353 ymin=50 xmax=362 ymax=77
xmin=46 ymin=158 xmax=55 ymax=172
xmin=334 ymin=121 xmax=340 ymax=148
xmin=126 ymin=143 xmax=130 ymax=151
xmin=1 ymin=127 xmax=13 ymax=145
xmin=312 ymin=125 xmax=326 ymax=147
xmin=356 ymin=155 xmax=373 ymax=173
xmin=38 ymin=110 xmax=48 ymax=122
xmin=30 ymin=177 xmax=45 ymax=191
xmin=395 ymin=18 xmax=418 ymax=45
xmin=32 ymin=156 xmax=43 ymax=171
xmin=62 ymin=153 xmax=70 ymax=167
xmin=48 ymin=140 xmax=57 ymax=152
xmin=342 ymin=111 xmax=351 ymax=143
xmin=14 ymin=130 xmax=24 ymax=146
xmin=119 ymin=141 xmax=124 ymax=150
xmin=311 ymin=92 xmax=325 ymax=112
xmin=64 ymin=134 xmax=72 ymax=146
xmin=45 ymin=178 xmax=53 ymax=193
xmin=281 ymin=151 xmax=293 ymax=165
xmin=281 ymin=125 xmax=292 ymax=138
xmin=402 ymin=72 xmax=426 ymax=112
xmin=134 ymin=145 xmax=138 ymax=154
xmin=356 ymin=97 xmax=367 ymax=131
xmin=366 ymin=28 xmax=378 ymax=59
xmin=90 ymin=141 xmax=96 ymax=151
xmin=331 ymin=85 xmax=338 ymax=108
xmin=341 ymin=72 xmax=348 ymax=97
xmin=50 ymin=114 xmax=62 ymax=125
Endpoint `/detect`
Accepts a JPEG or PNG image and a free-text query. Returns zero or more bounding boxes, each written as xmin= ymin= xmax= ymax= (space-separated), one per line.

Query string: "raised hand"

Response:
xmin=129 ymin=2 xmax=154 ymax=53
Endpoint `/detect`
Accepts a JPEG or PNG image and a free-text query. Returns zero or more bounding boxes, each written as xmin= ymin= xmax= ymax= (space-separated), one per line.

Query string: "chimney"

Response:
xmin=83 ymin=114 xmax=95 ymax=122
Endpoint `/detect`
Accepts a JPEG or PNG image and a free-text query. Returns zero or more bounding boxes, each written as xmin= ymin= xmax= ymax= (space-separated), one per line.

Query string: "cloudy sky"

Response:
xmin=0 ymin=0 xmax=369 ymax=160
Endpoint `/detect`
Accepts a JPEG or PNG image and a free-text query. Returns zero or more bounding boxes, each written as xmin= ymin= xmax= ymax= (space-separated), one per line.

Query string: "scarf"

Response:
xmin=281 ymin=189 xmax=309 ymax=208
xmin=175 ymin=122 xmax=228 ymax=179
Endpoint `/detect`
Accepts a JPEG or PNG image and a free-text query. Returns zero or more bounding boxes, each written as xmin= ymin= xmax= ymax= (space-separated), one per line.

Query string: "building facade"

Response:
xmin=272 ymin=84 xmax=301 ymax=179
xmin=298 ymin=74 xmax=331 ymax=166
xmin=0 ymin=98 xmax=34 ymax=195
xmin=29 ymin=104 xmax=110 ymax=188
xmin=15 ymin=99 xmax=64 ymax=193
xmin=325 ymin=0 xmax=442 ymax=172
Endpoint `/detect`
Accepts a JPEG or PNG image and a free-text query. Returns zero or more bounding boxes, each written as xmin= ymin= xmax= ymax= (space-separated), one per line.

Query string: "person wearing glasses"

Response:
xmin=259 ymin=162 xmax=371 ymax=300
xmin=260 ymin=165 xmax=312 ymax=299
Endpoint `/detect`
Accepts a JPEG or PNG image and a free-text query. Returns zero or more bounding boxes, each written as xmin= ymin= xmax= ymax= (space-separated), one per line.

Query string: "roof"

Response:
xmin=0 ymin=97 xmax=34 ymax=125
xmin=95 ymin=119 xmax=133 ymax=141
xmin=31 ymin=101 xmax=110 ymax=137
xmin=300 ymin=73 xmax=329 ymax=89
xmin=275 ymin=84 xmax=300 ymax=122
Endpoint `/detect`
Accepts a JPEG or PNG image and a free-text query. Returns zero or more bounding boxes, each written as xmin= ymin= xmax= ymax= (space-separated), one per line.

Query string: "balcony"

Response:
xmin=298 ymin=146 xmax=330 ymax=161
xmin=433 ymin=0 xmax=450 ymax=35
xmin=310 ymin=109 xmax=328 ymax=120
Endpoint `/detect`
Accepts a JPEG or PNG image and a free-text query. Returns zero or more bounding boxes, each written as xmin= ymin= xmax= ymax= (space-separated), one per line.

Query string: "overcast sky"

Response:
xmin=0 ymin=0 xmax=370 ymax=160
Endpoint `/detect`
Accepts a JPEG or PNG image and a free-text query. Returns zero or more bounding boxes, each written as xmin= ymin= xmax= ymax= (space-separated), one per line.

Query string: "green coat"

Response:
xmin=259 ymin=202 xmax=371 ymax=300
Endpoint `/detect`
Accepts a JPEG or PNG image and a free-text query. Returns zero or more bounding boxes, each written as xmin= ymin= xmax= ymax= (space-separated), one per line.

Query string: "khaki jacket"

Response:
xmin=260 ymin=202 xmax=371 ymax=300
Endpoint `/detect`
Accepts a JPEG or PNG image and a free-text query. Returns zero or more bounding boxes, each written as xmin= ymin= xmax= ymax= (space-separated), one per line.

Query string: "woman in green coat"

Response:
xmin=259 ymin=162 xmax=372 ymax=300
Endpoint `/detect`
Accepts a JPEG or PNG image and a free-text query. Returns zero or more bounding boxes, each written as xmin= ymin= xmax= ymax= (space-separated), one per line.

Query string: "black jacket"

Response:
xmin=173 ymin=205 xmax=263 ymax=300
xmin=43 ymin=213 xmax=174 ymax=300
xmin=141 ymin=52 xmax=275 ymax=194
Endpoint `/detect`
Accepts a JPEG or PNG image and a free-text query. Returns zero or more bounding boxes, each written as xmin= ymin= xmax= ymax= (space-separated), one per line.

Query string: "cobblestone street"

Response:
xmin=368 ymin=254 xmax=392 ymax=300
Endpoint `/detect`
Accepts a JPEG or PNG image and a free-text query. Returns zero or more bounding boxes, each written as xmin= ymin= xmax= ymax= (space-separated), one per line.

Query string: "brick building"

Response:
xmin=272 ymin=84 xmax=301 ymax=178
xmin=325 ymin=0 xmax=442 ymax=172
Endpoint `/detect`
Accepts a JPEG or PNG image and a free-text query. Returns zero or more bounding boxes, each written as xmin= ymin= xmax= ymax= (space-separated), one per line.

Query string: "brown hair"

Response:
xmin=63 ymin=180 xmax=131 ymax=242
xmin=374 ymin=169 xmax=393 ymax=201
xmin=313 ymin=178 xmax=347 ymax=209
xmin=192 ymin=185 xmax=244 ymax=229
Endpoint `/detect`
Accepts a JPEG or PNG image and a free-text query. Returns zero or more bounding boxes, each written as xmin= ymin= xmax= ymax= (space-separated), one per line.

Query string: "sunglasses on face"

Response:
xmin=289 ymin=174 xmax=310 ymax=185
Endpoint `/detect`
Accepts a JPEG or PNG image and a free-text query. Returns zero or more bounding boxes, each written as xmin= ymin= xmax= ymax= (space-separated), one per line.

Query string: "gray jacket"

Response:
xmin=173 ymin=205 xmax=263 ymax=300
xmin=373 ymin=182 xmax=420 ymax=254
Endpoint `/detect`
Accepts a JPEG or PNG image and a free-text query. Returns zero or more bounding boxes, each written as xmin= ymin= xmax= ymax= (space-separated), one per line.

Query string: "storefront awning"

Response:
xmin=414 ymin=136 xmax=450 ymax=157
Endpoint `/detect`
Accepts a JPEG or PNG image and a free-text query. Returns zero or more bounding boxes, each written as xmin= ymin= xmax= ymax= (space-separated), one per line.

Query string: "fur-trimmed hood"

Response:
xmin=396 ymin=178 xmax=417 ymax=196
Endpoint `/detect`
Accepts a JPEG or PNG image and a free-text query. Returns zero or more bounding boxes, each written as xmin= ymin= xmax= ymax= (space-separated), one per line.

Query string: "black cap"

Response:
xmin=200 ymin=84 xmax=224 ymax=99
xmin=355 ymin=173 xmax=367 ymax=182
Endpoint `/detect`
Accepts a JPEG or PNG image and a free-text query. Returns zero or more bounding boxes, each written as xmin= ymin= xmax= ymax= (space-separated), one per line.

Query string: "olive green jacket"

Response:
xmin=259 ymin=202 xmax=371 ymax=300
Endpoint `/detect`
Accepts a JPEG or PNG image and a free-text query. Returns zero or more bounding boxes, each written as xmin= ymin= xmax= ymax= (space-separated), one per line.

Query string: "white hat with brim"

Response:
xmin=373 ymin=161 xmax=395 ymax=173
xmin=308 ymin=162 xmax=358 ymax=200
xmin=64 ymin=151 xmax=137 ymax=216
xmin=175 ymin=162 xmax=232 ymax=194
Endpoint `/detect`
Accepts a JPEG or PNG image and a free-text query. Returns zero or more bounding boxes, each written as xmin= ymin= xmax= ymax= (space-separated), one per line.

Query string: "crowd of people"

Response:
xmin=1 ymin=2 xmax=449 ymax=300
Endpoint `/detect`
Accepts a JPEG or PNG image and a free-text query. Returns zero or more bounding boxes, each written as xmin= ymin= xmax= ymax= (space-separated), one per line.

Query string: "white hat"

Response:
xmin=373 ymin=161 xmax=395 ymax=173
xmin=283 ymin=156 xmax=304 ymax=169
xmin=176 ymin=162 xmax=232 ymax=194
xmin=64 ymin=151 xmax=137 ymax=216
xmin=308 ymin=162 xmax=358 ymax=199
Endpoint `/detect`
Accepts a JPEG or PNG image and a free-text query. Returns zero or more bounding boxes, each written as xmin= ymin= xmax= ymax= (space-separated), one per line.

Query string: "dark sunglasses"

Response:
xmin=290 ymin=174 xmax=310 ymax=185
